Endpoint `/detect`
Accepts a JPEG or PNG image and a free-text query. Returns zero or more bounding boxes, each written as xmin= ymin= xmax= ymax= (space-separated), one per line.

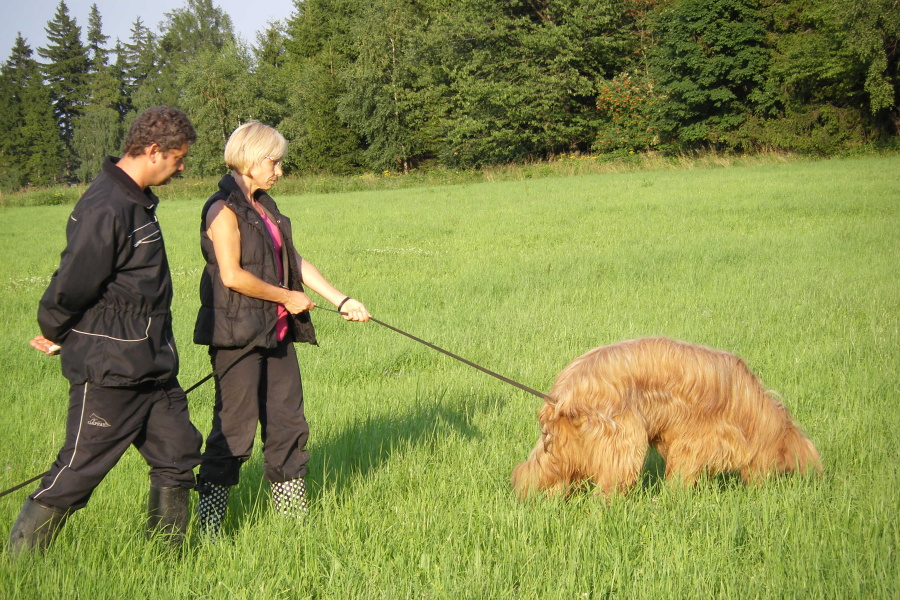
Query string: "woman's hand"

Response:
xmin=297 ymin=257 xmax=371 ymax=323
xmin=282 ymin=289 xmax=315 ymax=315
xmin=339 ymin=298 xmax=371 ymax=322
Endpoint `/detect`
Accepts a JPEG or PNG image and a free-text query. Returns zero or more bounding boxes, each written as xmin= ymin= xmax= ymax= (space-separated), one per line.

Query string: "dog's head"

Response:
xmin=774 ymin=425 xmax=823 ymax=476
xmin=510 ymin=405 xmax=584 ymax=499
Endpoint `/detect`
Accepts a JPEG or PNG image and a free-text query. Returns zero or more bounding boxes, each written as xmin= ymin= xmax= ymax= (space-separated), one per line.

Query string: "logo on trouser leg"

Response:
xmin=87 ymin=413 xmax=111 ymax=427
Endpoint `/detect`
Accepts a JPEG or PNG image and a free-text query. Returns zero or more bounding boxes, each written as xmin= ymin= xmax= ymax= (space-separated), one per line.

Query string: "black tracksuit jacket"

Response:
xmin=38 ymin=157 xmax=179 ymax=387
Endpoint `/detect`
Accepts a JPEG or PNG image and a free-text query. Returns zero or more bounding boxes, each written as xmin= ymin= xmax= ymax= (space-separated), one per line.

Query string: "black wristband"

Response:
xmin=338 ymin=297 xmax=352 ymax=312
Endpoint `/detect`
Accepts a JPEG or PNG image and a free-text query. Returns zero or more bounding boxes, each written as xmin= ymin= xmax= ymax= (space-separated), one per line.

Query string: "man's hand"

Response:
xmin=31 ymin=335 xmax=61 ymax=355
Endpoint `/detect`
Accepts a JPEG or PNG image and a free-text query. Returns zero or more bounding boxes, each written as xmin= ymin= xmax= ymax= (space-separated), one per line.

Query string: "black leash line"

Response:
xmin=319 ymin=307 xmax=550 ymax=401
xmin=2 ymin=311 xmax=548 ymax=499
xmin=0 ymin=473 xmax=45 ymax=499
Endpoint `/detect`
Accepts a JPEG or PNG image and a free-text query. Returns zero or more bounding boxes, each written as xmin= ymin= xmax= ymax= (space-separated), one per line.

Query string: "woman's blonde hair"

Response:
xmin=224 ymin=121 xmax=287 ymax=174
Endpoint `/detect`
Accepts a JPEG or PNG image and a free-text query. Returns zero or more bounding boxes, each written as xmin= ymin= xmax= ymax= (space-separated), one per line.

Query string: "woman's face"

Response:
xmin=246 ymin=155 xmax=283 ymax=192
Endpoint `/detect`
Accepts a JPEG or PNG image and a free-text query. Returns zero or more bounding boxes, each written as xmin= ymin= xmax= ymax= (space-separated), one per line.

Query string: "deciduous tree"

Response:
xmin=650 ymin=0 xmax=772 ymax=149
xmin=435 ymin=0 xmax=631 ymax=166
xmin=338 ymin=0 xmax=445 ymax=172
xmin=177 ymin=44 xmax=261 ymax=175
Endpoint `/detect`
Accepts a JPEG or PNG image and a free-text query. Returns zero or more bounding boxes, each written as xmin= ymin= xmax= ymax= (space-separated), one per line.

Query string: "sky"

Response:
xmin=0 ymin=0 xmax=297 ymax=58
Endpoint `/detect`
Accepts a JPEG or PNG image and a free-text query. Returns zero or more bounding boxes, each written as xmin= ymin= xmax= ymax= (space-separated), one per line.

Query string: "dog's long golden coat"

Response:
xmin=512 ymin=338 xmax=822 ymax=497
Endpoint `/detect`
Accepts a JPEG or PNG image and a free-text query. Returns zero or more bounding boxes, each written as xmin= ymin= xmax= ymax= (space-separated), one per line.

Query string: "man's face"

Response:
xmin=153 ymin=143 xmax=190 ymax=186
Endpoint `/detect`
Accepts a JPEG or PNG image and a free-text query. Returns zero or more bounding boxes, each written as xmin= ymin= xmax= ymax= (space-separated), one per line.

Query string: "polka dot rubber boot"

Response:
xmin=196 ymin=478 xmax=230 ymax=538
xmin=271 ymin=478 xmax=308 ymax=518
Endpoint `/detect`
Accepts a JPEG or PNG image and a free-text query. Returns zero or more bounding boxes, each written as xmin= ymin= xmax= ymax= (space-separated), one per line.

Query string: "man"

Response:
xmin=8 ymin=106 xmax=203 ymax=554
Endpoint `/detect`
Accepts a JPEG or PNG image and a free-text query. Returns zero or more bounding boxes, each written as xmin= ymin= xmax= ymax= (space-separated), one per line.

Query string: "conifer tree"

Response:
xmin=252 ymin=22 xmax=293 ymax=136
xmin=0 ymin=37 xmax=28 ymax=190
xmin=82 ymin=3 xmax=122 ymax=110
xmin=284 ymin=0 xmax=363 ymax=173
xmin=74 ymin=4 xmax=124 ymax=182
xmin=38 ymin=0 xmax=90 ymax=170
xmin=0 ymin=34 xmax=66 ymax=188
xmin=85 ymin=3 xmax=109 ymax=71
xmin=120 ymin=17 xmax=157 ymax=111
xmin=338 ymin=0 xmax=445 ymax=173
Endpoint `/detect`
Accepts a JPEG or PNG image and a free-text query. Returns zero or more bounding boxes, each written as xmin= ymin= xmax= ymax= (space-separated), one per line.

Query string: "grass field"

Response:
xmin=0 ymin=155 xmax=897 ymax=598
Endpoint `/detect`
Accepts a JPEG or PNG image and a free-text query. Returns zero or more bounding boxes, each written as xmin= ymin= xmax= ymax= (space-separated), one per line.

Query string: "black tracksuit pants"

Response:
xmin=30 ymin=379 xmax=202 ymax=511
xmin=198 ymin=340 xmax=309 ymax=487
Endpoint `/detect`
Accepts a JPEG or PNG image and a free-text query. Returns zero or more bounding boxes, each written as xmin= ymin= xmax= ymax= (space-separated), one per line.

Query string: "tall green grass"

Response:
xmin=0 ymin=156 xmax=897 ymax=598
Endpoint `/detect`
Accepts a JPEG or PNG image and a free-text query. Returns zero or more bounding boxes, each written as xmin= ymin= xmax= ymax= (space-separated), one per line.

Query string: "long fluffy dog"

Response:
xmin=512 ymin=338 xmax=822 ymax=498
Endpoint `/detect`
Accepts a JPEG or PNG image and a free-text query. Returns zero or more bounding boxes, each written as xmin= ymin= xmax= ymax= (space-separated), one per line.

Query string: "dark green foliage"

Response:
xmin=252 ymin=23 xmax=297 ymax=149
xmin=650 ymin=0 xmax=772 ymax=149
xmin=38 ymin=1 xmax=90 ymax=174
xmin=285 ymin=0 xmax=364 ymax=173
xmin=337 ymin=0 xmax=446 ymax=172
xmin=119 ymin=18 xmax=156 ymax=111
xmin=750 ymin=0 xmax=899 ymax=152
xmin=280 ymin=56 xmax=363 ymax=174
xmin=0 ymin=37 xmax=29 ymax=190
xmin=136 ymin=0 xmax=236 ymax=109
xmin=285 ymin=0 xmax=359 ymax=60
xmin=157 ymin=0 xmax=236 ymax=62
xmin=72 ymin=107 xmax=123 ymax=182
xmin=0 ymin=34 xmax=66 ymax=189
xmin=177 ymin=44 xmax=262 ymax=176
xmin=85 ymin=3 xmax=108 ymax=72
xmin=436 ymin=0 xmax=632 ymax=166
xmin=0 ymin=0 xmax=896 ymax=190
xmin=842 ymin=0 xmax=899 ymax=118
xmin=254 ymin=21 xmax=289 ymax=70
xmin=73 ymin=5 xmax=125 ymax=182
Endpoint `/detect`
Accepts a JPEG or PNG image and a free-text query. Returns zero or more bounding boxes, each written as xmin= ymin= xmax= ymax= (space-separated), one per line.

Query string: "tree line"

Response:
xmin=1 ymin=0 xmax=897 ymax=191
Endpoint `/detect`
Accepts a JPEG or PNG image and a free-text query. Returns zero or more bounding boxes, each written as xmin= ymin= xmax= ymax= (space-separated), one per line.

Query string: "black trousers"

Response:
xmin=199 ymin=340 xmax=310 ymax=486
xmin=30 ymin=379 xmax=202 ymax=511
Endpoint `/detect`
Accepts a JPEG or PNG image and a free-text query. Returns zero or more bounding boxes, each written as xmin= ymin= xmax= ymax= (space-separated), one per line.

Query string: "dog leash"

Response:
xmin=2 ymin=310 xmax=549 ymax=499
xmin=0 ymin=474 xmax=45 ymax=499
xmin=318 ymin=307 xmax=550 ymax=401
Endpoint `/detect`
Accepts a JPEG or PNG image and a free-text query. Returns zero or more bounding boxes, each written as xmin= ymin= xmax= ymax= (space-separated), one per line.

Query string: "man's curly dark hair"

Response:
xmin=122 ymin=106 xmax=197 ymax=157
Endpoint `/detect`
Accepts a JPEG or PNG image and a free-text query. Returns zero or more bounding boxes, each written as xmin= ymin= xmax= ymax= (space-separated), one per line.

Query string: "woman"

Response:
xmin=193 ymin=121 xmax=369 ymax=535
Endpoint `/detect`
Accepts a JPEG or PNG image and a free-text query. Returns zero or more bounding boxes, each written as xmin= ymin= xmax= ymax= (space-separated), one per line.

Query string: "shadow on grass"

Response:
xmin=640 ymin=447 xmax=667 ymax=491
xmin=218 ymin=388 xmax=487 ymax=532
xmin=308 ymin=389 xmax=484 ymax=497
xmin=639 ymin=447 xmax=747 ymax=493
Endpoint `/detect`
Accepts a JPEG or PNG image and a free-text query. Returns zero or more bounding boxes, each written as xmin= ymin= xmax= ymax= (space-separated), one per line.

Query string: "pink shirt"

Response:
xmin=259 ymin=210 xmax=289 ymax=342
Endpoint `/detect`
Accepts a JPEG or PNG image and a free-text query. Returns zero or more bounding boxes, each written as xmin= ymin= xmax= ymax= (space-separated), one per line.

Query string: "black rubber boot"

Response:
xmin=8 ymin=498 xmax=69 ymax=556
xmin=196 ymin=477 xmax=230 ymax=539
xmin=146 ymin=486 xmax=190 ymax=548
